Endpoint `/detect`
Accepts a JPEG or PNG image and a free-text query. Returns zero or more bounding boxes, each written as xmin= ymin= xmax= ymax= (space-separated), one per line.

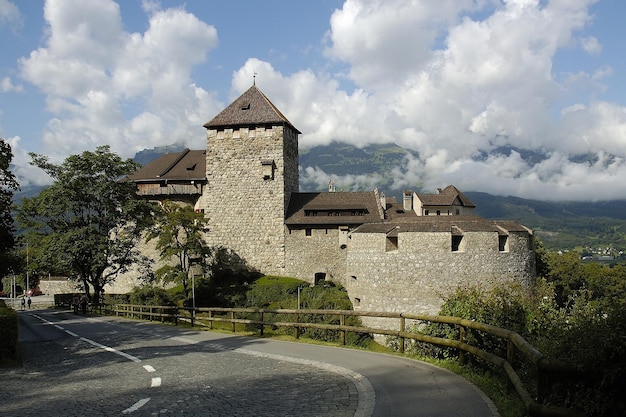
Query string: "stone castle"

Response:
xmin=121 ymin=84 xmax=536 ymax=316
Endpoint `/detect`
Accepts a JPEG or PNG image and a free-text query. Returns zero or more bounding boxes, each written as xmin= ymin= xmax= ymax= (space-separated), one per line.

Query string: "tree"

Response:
xmin=146 ymin=200 xmax=211 ymax=296
xmin=0 ymin=139 xmax=20 ymax=277
xmin=17 ymin=146 xmax=153 ymax=304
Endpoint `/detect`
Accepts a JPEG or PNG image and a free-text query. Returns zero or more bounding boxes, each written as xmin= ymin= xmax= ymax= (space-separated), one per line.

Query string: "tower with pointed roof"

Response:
xmin=202 ymin=85 xmax=300 ymax=274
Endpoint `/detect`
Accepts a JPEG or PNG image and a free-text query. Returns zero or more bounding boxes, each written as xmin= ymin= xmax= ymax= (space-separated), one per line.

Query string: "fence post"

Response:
xmin=231 ymin=311 xmax=236 ymax=332
xmin=295 ymin=312 xmax=300 ymax=339
xmin=340 ymin=313 xmax=346 ymax=346
xmin=259 ymin=311 xmax=264 ymax=336
xmin=507 ymin=338 xmax=515 ymax=392
xmin=208 ymin=310 xmax=213 ymax=329
xmin=399 ymin=316 xmax=405 ymax=354
xmin=459 ymin=325 xmax=466 ymax=366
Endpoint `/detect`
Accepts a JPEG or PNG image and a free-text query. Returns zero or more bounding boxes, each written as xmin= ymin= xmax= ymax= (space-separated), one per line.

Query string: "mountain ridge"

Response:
xmin=14 ymin=142 xmax=626 ymax=252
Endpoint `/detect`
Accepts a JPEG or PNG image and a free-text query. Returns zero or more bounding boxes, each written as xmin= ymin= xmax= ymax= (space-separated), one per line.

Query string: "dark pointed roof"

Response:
xmin=126 ymin=148 xmax=206 ymax=182
xmin=416 ymin=185 xmax=476 ymax=208
xmin=285 ymin=191 xmax=384 ymax=225
xmin=203 ymin=85 xmax=301 ymax=133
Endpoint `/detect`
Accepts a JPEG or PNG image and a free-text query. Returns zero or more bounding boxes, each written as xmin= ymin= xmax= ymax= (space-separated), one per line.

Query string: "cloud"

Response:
xmin=0 ymin=0 xmax=21 ymax=31
xmin=0 ymin=76 xmax=23 ymax=93
xmin=9 ymin=0 xmax=626 ymax=202
xmin=18 ymin=0 xmax=219 ymax=163
xmin=289 ymin=0 xmax=625 ymax=201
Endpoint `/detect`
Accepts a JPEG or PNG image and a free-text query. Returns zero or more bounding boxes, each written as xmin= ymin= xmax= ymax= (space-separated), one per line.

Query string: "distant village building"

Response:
xmin=123 ymin=85 xmax=536 ymax=316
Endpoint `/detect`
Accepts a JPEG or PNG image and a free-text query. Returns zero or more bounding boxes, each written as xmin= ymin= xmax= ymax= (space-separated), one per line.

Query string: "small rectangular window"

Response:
xmin=452 ymin=235 xmax=463 ymax=252
xmin=305 ymin=228 xmax=312 ymax=237
xmin=261 ymin=160 xmax=275 ymax=180
xmin=499 ymin=235 xmax=509 ymax=252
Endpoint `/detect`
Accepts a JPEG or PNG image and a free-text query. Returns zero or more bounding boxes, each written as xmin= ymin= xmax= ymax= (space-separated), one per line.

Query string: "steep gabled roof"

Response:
xmin=416 ymin=184 xmax=476 ymax=208
xmin=203 ymin=85 xmax=301 ymax=133
xmin=126 ymin=148 xmax=207 ymax=182
xmin=285 ymin=191 xmax=383 ymax=225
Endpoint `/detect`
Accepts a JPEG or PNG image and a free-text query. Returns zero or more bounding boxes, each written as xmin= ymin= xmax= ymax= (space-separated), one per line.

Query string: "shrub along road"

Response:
xmin=1 ymin=308 xmax=499 ymax=417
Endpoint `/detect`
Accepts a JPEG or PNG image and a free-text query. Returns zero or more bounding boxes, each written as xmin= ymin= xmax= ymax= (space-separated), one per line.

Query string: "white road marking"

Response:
xmin=29 ymin=313 xmax=160 ymax=415
xmin=79 ymin=337 xmax=142 ymax=363
xmin=122 ymin=398 xmax=151 ymax=414
xmin=170 ymin=336 xmax=198 ymax=344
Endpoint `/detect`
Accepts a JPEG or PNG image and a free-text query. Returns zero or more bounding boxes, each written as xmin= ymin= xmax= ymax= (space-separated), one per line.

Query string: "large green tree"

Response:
xmin=17 ymin=146 xmax=153 ymax=303
xmin=0 ymin=139 xmax=20 ymax=279
xmin=146 ymin=200 xmax=211 ymax=296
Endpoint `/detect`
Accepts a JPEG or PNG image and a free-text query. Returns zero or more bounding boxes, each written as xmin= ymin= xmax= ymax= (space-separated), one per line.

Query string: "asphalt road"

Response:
xmin=1 ymin=308 xmax=500 ymax=417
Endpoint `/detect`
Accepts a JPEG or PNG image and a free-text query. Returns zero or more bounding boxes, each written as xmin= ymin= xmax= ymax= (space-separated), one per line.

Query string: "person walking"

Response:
xmin=27 ymin=297 xmax=32 ymax=309
xmin=72 ymin=294 xmax=79 ymax=315
xmin=80 ymin=294 xmax=89 ymax=315
xmin=20 ymin=297 xmax=25 ymax=311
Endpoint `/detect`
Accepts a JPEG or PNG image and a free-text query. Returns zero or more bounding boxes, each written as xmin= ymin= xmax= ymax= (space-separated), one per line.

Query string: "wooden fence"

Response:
xmin=111 ymin=305 xmax=582 ymax=417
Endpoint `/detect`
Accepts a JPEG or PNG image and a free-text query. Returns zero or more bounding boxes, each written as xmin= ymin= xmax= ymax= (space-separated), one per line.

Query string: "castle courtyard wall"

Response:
xmin=344 ymin=230 xmax=535 ymax=331
xmin=284 ymin=226 xmax=347 ymax=283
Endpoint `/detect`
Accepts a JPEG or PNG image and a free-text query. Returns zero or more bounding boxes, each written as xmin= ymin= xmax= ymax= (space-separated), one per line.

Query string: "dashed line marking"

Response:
xmin=29 ymin=313 xmax=160 ymax=415
xmin=122 ymin=398 xmax=151 ymax=414
xmin=78 ymin=337 xmax=142 ymax=363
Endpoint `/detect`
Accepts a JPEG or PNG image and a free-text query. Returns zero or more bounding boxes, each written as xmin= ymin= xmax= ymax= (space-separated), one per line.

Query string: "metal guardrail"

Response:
xmin=112 ymin=305 xmax=583 ymax=417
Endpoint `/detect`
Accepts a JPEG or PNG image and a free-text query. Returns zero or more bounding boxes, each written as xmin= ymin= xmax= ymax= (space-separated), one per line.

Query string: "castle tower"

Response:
xmin=202 ymin=85 xmax=300 ymax=275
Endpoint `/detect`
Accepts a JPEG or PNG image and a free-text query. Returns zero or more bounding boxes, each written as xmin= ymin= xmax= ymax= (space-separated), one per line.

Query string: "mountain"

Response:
xmin=13 ymin=142 xmax=626 ymax=252
xmin=299 ymin=142 xmax=626 ymax=252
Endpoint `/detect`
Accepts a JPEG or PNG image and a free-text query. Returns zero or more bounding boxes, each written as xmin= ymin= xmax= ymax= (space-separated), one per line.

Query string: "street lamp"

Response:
xmin=192 ymin=274 xmax=203 ymax=320
xmin=297 ymin=286 xmax=302 ymax=309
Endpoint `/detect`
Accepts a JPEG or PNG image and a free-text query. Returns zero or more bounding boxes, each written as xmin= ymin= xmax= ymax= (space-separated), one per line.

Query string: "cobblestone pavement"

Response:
xmin=1 ymin=310 xmax=361 ymax=417
xmin=1 ymin=309 xmax=497 ymax=417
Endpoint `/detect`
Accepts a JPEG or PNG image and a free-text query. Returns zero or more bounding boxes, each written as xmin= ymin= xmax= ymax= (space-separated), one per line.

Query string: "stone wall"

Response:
xmin=284 ymin=226 xmax=348 ymax=283
xmin=344 ymin=230 xmax=535 ymax=331
xmin=203 ymin=125 xmax=299 ymax=276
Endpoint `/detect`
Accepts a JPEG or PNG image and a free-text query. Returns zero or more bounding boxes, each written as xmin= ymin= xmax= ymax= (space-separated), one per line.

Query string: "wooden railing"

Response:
xmin=112 ymin=305 xmax=582 ymax=417
xmin=113 ymin=304 xmax=178 ymax=324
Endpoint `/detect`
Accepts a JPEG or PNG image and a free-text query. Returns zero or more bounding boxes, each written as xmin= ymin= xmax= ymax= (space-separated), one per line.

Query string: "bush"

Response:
xmin=411 ymin=278 xmax=625 ymax=417
xmin=129 ymin=286 xmax=175 ymax=306
xmin=0 ymin=299 xmax=19 ymax=366
xmin=243 ymin=278 xmax=372 ymax=346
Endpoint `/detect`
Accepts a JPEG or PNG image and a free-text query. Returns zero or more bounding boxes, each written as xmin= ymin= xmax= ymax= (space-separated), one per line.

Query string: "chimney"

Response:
xmin=403 ymin=190 xmax=412 ymax=211
xmin=380 ymin=192 xmax=386 ymax=210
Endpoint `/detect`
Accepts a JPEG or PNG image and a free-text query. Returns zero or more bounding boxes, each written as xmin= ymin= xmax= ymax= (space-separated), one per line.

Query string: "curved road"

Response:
xmin=1 ymin=308 xmax=499 ymax=417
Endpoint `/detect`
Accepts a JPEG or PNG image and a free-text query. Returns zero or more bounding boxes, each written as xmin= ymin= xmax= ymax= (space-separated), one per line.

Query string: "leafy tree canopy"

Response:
xmin=0 ymin=139 xmax=20 ymax=277
xmin=16 ymin=146 xmax=153 ymax=303
xmin=146 ymin=200 xmax=211 ymax=296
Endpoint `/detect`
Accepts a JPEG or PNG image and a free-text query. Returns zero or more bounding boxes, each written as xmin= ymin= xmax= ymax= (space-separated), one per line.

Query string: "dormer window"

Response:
xmin=241 ymin=102 xmax=250 ymax=110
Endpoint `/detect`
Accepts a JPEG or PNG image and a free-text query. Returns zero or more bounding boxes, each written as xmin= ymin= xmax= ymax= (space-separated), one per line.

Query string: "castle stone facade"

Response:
xmin=202 ymin=86 xmax=299 ymax=274
xmin=125 ymin=85 xmax=535 ymax=317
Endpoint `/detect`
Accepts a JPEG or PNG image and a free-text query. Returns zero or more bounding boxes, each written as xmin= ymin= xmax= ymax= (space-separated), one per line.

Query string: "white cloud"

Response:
xmin=0 ymin=0 xmax=21 ymax=30
xmin=0 ymin=76 xmax=23 ymax=93
xmin=9 ymin=0 xmax=626 ymax=202
xmin=18 ymin=0 xmax=219 ymax=163
xmin=579 ymin=35 xmax=602 ymax=55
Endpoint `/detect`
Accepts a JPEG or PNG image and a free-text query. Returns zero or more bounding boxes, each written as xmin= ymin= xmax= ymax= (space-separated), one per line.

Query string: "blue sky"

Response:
xmin=1 ymin=0 xmax=626 ymax=201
